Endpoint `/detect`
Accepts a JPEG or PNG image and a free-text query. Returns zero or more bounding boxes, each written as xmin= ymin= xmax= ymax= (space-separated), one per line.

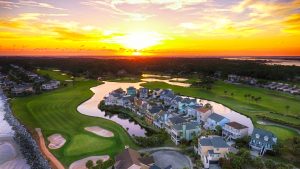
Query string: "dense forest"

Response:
xmin=0 ymin=57 xmax=299 ymax=81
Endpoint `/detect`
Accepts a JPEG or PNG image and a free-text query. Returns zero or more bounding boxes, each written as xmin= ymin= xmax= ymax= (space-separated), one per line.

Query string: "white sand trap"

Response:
xmin=0 ymin=142 xmax=17 ymax=164
xmin=47 ymin=134 xmax=66 ymax=149
xmin=85 ymin=126 xmax=114 ymax=137
xmin=69 ymin=155 xmax=109 ymax=169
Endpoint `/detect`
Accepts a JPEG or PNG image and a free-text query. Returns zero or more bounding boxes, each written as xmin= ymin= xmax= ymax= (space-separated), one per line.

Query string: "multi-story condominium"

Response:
xmin=249 ymin=128 xmax=277 ymax=156
xmin=145 ymin=106 xmax=163 ymax=124
xmin=152 ymin=88 xmax=163 ymax=98
xmin=159 ymin=89 xmax=175 ymax=105
xmin=196 ymin=107 xmax=213 ymax=124
xmin=139 ymin=88 xmax=149 ymax=98
xmin=105 ymin=88 xmax=125 ymax=105
xmin=171 ymin=122 xmax=201 ymax=145
xmin=196 ymin=136 xmax=230 ymax=168
xmin=204 ymin=113 xmax=230 ymax=130
xmin=126 ymin=86 xmax=137 ymax=96
xmin=153 ymin=112 xmax=174 ymax=129
xmin=222 ymin=121 xmax=248 ymax=140
xmin=41 ymin=80 xmax=60 ymax=90
xmin=11 ymin=83 xmax=34 ymax=96
xmin=177 ymin=98 xmax=197 ymax=113
xmin=165 ymin=116 xmax=187 ymax=134
xmin=186 ymin=104 xmax=202 ymax=117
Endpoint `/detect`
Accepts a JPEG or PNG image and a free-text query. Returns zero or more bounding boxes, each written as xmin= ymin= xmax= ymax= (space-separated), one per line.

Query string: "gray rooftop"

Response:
xmin=173 ymin=122 xmax=199 ymax=131
xmin=169 ymin=116 xmax=186 ymax=124
xmin=251 ymin=128 xmax=277 ymax=145
xmin=200 ymin=136 xmax=229 ymax=148
xmin=148 ymin=107 xmax=162 ymax=114
xmin=208 ymin=113 xmax=227 ymax=122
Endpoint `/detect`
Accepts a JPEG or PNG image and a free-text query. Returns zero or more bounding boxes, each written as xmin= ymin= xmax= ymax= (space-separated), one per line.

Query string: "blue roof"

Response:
xmin=208 ymin=113 xmax=227 ymax=122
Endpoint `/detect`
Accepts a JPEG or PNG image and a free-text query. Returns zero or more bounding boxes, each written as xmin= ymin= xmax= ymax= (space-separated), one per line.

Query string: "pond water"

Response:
xmin=199 ymin=100 xmax=254 ymax=134
xmin=225 ymin=57 xmax=300 ymax=67
xmin=78 ymin=75 xmax=255 ymax=137
xmin=141 ymin=78 xmax=191 ymax=87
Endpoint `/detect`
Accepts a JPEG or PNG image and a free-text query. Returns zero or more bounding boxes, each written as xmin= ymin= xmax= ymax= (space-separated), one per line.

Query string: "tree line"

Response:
xmin=1 ymin=57 xmax=300 ymax=81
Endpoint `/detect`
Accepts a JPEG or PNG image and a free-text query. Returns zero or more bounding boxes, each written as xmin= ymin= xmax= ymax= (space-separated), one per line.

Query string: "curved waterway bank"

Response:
xmin=0 ymin=90 xmax=30 ymax=169
xmin=78 ymin=79 xmax=255 ymax=137
xmin=77 ymin=81 xmax=147 ymax=137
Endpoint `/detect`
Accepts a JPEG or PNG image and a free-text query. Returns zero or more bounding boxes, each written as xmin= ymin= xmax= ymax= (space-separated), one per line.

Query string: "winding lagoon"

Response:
xmin=78 ymin=76 xmax=255 ymax=137
xmin=77 ymin=82 xmax=147 ymax=137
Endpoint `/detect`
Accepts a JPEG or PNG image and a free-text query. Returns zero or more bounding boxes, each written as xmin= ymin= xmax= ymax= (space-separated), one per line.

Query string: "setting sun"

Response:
xmin=115 ymin=32 xmax=163 ymax=50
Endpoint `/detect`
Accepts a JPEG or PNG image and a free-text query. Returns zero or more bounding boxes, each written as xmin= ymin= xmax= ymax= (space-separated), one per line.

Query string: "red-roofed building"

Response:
xmin=196 ymin=107 xmax=213 ymax=124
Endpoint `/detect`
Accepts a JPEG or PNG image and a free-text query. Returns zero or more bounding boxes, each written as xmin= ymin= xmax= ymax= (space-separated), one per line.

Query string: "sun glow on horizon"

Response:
xmin=114 ymin=32 xmax=163 ymax=50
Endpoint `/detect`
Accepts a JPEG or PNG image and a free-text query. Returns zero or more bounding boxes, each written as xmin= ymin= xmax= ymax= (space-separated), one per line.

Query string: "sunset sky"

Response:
xmin=0 ymin=0 xmax=300 ymax=57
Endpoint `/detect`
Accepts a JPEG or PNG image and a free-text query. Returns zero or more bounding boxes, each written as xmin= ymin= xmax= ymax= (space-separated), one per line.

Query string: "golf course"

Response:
xmin=142 ymin=81 xmax=300 ymax=140
xmin=10 ymin=70 xmax=137 ymax=166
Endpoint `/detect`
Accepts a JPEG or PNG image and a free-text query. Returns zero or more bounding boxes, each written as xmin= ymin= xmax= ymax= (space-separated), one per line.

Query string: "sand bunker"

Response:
xmin=85 ymin=126 xmax=114 ymax=137
xmin=47 ymin=134 xmax=66 ymax=149
xmin=69 ymin=155 xmax=109 ymax=169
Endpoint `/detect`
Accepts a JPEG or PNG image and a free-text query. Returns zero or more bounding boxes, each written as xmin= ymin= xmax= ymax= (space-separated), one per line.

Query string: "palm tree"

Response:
xmin=285 ymin=105 xmax=290 ymax=113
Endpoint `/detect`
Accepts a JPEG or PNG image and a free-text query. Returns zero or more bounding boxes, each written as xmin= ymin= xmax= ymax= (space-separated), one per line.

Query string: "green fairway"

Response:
xmin=65 ymin=134 xmax=114 ymax=156
xmin=11 ymin=71 xmax=137 ymax=166
xmin=36 ymin=69 xmax=71 ymax=81
xmin=142 ymin=81 xmax=300 ymax=140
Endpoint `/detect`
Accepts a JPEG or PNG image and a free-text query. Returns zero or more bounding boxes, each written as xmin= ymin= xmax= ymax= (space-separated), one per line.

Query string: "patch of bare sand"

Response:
xmin=69 ymin=155 xmax=109 ymax=169
xmin=47 ymin=134 xmax=66 ymax=149
xmin=85 ymin=126 xmax=114 ymax=137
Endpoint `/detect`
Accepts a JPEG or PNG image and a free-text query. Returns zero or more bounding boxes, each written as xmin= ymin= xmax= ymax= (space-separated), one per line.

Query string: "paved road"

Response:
xmin=138 ymin=147 xmax=181 ymax=153
xmin=139 ymin=147 xmax=193 ymax=169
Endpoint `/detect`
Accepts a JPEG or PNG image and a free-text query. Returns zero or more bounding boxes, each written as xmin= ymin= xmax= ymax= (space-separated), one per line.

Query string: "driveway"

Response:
xmin=152 ymin=150 xmax=192 ymax=169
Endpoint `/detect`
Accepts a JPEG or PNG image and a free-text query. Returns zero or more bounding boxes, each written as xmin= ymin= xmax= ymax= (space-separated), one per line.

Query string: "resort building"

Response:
xmin=196 ymin=136 xmax=230 ymax=168
xmin=139 ymin=88 xmax=149 ymax=98
xmin=153 ymin=112 xmax=174 ymax=129
xmin=145 ymin=106 xmax=164 ymax=124
xmin=204 ymin=113 xmax=230 ymax=130
xmin=196 ymin=107 xmax=213 ymax=124
xmin=186 ymin=104 xmax=202 ymax=117
xmin=177 ymin=98 xmax=197 ymax=113
xmin=165 ymin=116 xmax=187 ymax=134
xmin=171 ymin=122 xmax=201 ymax=145
xmin=222 ymin=122 xmax=248 ymax=141
xmin=152 ymin=89 xmax=163 ymax=98
xmin=127 ymin=87 xmax=137 ymax=96
xmin=249 ymin=128 xmax=277 ymax=156
xmin=159 ymin=89 xmax=175 ymax=105
xmin=114 ymin=148 xmax=155 ymax=169
xmin=41 ymin=80 xmax=60 ymax=90
xmin=11 ymin=83 xmax=34 ymax=96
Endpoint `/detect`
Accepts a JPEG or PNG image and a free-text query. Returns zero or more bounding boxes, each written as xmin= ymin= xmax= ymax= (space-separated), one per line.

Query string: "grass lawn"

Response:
xmin=142 ymin=81 xmax=300 ymax=140
xmin=36 ymin=69 xmax=71 ymax=81
xmin=259 ymin=125 xmax=297 ymax=141
xmin=11 ymin=71 xmax=138 ymax=167
xmin=65 ymin=134 xmax=114 ymax=156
